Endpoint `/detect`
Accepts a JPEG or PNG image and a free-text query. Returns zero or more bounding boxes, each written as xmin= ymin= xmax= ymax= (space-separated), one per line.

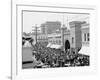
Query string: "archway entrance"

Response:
xmin=65 ymin=40 xmax=70 ymax=51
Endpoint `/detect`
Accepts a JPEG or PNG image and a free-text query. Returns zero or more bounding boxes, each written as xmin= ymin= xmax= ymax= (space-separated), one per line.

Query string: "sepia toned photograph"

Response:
xmin=22 ymin=10 xmax=90 ymax=69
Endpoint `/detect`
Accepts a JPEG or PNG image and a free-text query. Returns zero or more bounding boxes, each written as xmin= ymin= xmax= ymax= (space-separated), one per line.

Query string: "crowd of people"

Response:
xmin=31 ymin=42 xmax=90 ymax=68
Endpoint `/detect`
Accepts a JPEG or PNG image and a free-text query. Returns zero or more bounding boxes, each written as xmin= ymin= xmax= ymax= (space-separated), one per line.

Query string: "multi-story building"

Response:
xmin=31 ymin=20 xmax=90 ymax=54
xmin=81 ymin=23 xmax=89 ymax=47
xmin=40 ymin=23 xmax=47 ymax=34
xmin=31 ymin=21 xmax=62 ymax=46
xmin=48 ymin=33 xmax=61 ymax=44
xmin=41 ymin=21 xmax=61 ymax=34
xmin=31 ymin=32 xmax=48 ymax=46
xmin=78 ymin=22 xmax=90 ymax=55
xmin=47 ymin=21 xmax=90 ymax=54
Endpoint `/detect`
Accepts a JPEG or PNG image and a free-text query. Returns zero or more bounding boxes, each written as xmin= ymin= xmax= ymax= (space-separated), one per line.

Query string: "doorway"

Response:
xmin=65 ymin=40 xmax=70 ymax=51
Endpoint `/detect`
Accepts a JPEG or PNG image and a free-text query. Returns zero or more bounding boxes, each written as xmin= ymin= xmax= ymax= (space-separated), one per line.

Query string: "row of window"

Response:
xmin=49 ymin=40 xmax=61 ymax=44
xmin=37 ymin=36 xmax=48 ymax=40
xmin=72 ymin=37 xmax=74 ymax=44
xmin=71 ymin=33 xmax=90 ymax=44
xmin=84 ymin=33 xmax=89 ymax=42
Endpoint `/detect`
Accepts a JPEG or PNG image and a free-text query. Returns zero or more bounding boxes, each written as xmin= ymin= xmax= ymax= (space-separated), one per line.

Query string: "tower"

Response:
xmin=69 ymin=21 xmax=85 ymax=53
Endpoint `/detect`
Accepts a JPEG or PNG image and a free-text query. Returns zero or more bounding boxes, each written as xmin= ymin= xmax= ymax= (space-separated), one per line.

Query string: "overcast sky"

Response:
xmin=23 ymin=11 xmax=89 ymax=33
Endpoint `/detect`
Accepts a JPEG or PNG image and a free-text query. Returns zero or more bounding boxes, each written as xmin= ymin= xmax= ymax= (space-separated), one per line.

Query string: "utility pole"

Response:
xmin=32 ymin=24 xmax=40 ymax=44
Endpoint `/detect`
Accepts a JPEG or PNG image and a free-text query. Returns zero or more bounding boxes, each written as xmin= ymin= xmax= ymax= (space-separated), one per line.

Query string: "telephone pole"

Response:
xmin=32 ymin=24 xmax=40 ymax=44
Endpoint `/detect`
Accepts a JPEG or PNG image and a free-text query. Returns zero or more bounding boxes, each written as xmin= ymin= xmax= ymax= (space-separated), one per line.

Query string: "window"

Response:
xmin=87 ymin=33 xmax=90 ymax=41
xmin=56 ymin=40 xmax=57 ymax=44
xmin=51 ymin=40 xmax=52 ymax=43
xmin=53 ymin=40 xmax=55 ymax=44
xmin=84 ymin=33 xmax=86 ymax=41
xmin=59 ymin=40 xmax=61 ymax=44
xmin=72 ymin=37 xmax=74 ymax=44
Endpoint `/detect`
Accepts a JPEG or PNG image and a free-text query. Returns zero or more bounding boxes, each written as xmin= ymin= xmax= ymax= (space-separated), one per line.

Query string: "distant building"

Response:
xmin=81 ymin=23 xmax=89 ymax=47
xmin=31 ymin=20 xmax=90 ymax=54
xmin=37 ymin=34 xmax=48 ymax=46
xmin=47 ymin=21 xmax=89 ymax=54
xmin=40 ymin=23 xmax=47 ymax=34
xmin=32 ymin=32 xmax=48 ymax=46
xmin=78 ymin=22 xmax=90 ymax=55
xmin=48 ymin=33 xmax=61 ymax=45
xmin=69 ymin=21 xmax=85 ymax=50
xmin=41 ymin=21 xmax=61 ymax=34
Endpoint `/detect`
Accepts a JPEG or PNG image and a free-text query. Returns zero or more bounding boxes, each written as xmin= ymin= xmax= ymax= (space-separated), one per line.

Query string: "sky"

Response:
xmin=23 ymin=11 xmax=89 ymax=33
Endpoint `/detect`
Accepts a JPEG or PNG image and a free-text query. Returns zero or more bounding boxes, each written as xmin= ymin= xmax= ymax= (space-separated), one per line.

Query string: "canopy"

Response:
xmin=50 ymin=44 xmax=62 ymax=49
xmin=47 ymin=43 xmax=52 ymax=47
xmin=24 ymin=41 xmax=31 ymax=47
xmin=78 ymin=46 xmax=90 ymax=55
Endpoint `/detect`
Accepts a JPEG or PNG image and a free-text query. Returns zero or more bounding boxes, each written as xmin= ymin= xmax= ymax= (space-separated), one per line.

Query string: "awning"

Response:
xmin=47 ymin=43 xmax=52 ymax=47
xmin=78 ymin=46 xmax=90 ymax=55
xmin=24 ymin=41 xmax=31 ymax=47
xmin=50 ymin=44 xmax=62 ymax=49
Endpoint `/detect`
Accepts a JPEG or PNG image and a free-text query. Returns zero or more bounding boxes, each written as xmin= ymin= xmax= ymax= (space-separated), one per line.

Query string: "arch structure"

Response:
xmin=65 ymin=40 xmax=70 ymax=51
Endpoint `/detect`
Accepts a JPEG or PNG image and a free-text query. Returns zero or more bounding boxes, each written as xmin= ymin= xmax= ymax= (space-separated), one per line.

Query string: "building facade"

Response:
xmin=46 ymin=21 xmax=89 ymax=54
xmin=48 ymin=33 xmax=61 ymax=45
xmin=31 ymin=20 xmax=90 ymax=54
xmin=81 ymin=23 xmax=89 ymax=47
xmin=78 ymin=22 xmax=90 ymax=55
xmin=41 ymin=21 xmax=61 ymax=34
